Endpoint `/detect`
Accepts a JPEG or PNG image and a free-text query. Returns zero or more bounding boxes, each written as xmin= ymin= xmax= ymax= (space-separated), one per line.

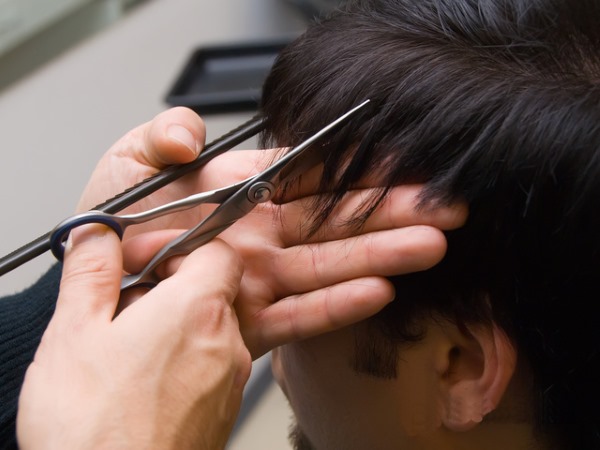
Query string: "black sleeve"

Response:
xmin=0 ymin=264 xmax=62 ymax=450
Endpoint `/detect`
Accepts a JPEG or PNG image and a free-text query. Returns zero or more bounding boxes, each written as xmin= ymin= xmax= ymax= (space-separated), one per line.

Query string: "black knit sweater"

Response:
xmin=0 ymin=264 xmax=61 ymax=449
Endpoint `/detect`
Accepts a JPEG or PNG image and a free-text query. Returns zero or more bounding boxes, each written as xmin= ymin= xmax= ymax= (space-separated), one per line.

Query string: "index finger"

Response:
xmin=277 ymin=184 xmax=468 ymax=246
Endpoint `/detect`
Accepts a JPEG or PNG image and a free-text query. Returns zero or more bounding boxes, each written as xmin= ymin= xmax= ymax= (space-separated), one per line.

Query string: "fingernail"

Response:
xmin=166 ymin=125 xmax=198 ymax=156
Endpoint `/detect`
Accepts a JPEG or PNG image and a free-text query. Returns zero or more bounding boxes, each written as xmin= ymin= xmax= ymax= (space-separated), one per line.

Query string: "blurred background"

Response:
xmin=0 ymin=0 xmax=344 ymax=448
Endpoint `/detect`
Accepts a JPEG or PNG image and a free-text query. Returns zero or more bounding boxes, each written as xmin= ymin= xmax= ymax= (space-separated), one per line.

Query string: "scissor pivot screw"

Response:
xmin=248 ymin=182 xmax=273 ymax=203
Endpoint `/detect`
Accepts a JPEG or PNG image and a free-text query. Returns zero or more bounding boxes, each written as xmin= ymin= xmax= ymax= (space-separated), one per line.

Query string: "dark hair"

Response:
xmin=260 ymin=0 xmax=600 ymax=447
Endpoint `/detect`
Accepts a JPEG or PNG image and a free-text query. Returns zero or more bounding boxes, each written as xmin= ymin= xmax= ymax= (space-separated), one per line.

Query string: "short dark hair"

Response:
xmin=260 ymin=0 xmax=600 ymax=447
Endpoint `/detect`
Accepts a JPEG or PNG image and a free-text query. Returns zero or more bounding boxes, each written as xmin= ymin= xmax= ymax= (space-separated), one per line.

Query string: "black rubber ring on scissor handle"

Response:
xmin=50 ymin=215 xmax=125 ymax=261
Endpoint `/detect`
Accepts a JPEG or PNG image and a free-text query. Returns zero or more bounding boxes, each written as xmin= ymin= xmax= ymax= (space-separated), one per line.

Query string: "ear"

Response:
xmin=438 ymin=323 xmax=517 ymax=432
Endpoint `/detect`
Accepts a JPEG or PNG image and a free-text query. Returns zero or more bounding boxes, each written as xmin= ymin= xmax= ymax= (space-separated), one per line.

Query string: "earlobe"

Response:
xmin=440 ymin=324 xmax=517 ymax=432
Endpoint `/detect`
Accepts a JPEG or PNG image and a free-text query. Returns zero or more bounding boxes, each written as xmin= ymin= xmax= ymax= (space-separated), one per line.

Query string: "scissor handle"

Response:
xmin=49 ymin=211 xmax=125 ymax=261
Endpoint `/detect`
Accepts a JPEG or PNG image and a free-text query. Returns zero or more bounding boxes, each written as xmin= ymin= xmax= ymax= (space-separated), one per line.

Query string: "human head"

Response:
xmin=259 ymin=0 xmax=600 ymax=448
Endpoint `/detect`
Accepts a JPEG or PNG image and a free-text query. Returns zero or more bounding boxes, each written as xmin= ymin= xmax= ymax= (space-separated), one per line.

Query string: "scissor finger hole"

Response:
xmin=50 ymin=214 xmax=125 ymax=261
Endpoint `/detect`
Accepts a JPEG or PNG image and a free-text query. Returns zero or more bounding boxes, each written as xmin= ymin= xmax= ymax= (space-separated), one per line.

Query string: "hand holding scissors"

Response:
xmin=49 ymin=101 xmax=372 ymax=290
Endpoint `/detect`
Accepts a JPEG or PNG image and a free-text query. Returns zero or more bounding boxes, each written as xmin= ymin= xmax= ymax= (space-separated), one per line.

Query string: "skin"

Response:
xmin=17 ymin=106 xmax=467 ymax=448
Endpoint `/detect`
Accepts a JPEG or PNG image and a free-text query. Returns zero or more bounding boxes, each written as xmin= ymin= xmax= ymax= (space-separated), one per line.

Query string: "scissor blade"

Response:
xmin=256 ymin=99 xmax=372 ymax=186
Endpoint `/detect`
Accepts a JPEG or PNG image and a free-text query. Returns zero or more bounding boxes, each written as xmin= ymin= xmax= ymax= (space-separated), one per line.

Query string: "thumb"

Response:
xmin=55 ymin=224 xmax=123 ymax=323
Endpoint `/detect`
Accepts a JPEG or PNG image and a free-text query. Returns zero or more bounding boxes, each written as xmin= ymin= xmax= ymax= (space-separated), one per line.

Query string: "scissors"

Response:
xmin=48 ymin=100 xmax=370 ymax=290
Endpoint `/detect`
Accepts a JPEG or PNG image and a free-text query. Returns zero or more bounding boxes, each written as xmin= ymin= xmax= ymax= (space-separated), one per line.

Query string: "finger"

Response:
xmin=142 ymin=240 xmax=244 ymax=338
xmin=124 ymin=224 xmax=448 ymax=300
xmin=109 ymin=107 xmax=205 ymax=170
xmin=277 ymin=184 xmax=468 ymax=246
xmin=118 ymin=229 xmax=186 ymax=315
xmin=141 ymin=107 xmax=206 ymax=167
xmin=271 ymin=225 xmax=448 ymax=297
xmin=54 ymin=224 xmax=123 ymax=324
xmin=245 ymin=276 xmax=395 ymax=358
xmin=197 ymin=148 xmax=275 ymax=192
xmin=160 ymin=239 xmax=243 ymax=306
xmin=121 ymin=229 xmax=185 ymax=275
